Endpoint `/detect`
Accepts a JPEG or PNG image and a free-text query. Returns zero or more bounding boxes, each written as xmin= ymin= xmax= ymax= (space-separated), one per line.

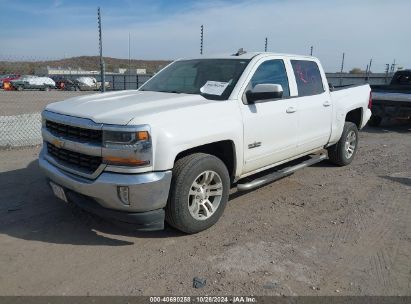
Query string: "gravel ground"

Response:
xmin=0 ymin=121 xmax=410 ymax=296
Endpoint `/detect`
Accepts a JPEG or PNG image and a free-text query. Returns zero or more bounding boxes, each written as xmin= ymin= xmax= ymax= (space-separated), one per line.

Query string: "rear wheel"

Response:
xmin=16 ymin=85 xmax=23 ymax=91
xmin=368 ymin=115 xmax=382 ymax=127
xmin=327 ymin=122 xmax=359 ymax=166
xmin=166 ymin=153 xmax=230 ymax=234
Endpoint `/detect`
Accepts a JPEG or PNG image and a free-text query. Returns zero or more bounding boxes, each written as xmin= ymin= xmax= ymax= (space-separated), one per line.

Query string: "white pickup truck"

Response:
xmin=39 ymin=51 xmax=372 ymax=233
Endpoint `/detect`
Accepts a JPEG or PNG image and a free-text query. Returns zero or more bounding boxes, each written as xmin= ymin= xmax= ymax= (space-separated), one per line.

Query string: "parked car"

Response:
xmin=39 ymin=51 xmax=371 ymax=233
xmin=369 ymin=70 xmax=411 ymax=126
xmin=74 ymin=77 xmax=110 ymax=91
xmin=52 ymin=77 xmax=77 ymax=91
xmin=0 ymin=74 xmax=20 ymax=89
xmin=10 ymin=75 xmax=55 ymax=91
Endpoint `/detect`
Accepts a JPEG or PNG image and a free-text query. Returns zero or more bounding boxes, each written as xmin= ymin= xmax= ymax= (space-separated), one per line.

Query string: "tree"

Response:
xmin=349 ymin=68 xmax=366 ymax=74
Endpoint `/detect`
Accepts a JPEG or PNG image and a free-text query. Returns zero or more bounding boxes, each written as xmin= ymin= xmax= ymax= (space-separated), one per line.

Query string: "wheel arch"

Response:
xmin=173 ymin=140 xmax=237 ymax=182
xmin=345 ymin=107 xmax=363 ymax=129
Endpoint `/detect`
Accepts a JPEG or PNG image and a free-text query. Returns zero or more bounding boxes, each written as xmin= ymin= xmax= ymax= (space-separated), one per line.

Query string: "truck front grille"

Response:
xmin=46 ymin=120 xmax=102 ymax=144
xmin=47 ymin=143 xmax=102 ymax=174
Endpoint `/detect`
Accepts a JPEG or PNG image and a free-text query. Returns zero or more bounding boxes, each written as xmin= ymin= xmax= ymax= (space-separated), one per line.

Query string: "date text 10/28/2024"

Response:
xmin=149 ymin=296 xmax=257 ymax=303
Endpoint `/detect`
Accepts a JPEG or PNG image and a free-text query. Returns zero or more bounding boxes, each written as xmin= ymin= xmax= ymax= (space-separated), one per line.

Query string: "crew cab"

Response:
xmin=369 ymin=70 xmax=411 ymax=126
xmin=39 ymin=51 xmax=372 ymax=233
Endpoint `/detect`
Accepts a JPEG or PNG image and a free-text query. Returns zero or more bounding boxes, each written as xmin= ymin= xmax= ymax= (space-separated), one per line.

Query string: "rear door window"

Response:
xmin=291 ymin=60 xmax=324 ymax=96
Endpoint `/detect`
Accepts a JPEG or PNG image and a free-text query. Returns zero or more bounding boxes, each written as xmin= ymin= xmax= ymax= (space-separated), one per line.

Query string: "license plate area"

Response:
xmin=49 ymin=181 xmax=68 ymax=203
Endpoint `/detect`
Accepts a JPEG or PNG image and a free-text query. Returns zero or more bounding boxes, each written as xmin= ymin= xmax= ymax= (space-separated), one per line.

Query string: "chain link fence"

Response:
xmin=0 ymin=56 xmax=160 ymax=148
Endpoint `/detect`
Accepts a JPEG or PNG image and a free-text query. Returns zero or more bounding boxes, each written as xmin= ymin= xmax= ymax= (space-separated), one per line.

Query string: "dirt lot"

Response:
xmin=0 ymin=90 xmax=90 ymax=116
xmin=0 ymin=121 xmax=410 ymax=296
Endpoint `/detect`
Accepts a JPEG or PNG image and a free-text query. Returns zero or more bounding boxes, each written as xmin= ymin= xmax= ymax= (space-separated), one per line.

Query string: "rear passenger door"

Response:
xmin=290 ymin=60 xmax=332 ymax=153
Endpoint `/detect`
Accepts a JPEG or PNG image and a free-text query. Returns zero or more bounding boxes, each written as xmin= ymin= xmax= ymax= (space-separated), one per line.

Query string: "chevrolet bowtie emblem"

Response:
xmin=52 ymin=139 xmax=65 ymax=149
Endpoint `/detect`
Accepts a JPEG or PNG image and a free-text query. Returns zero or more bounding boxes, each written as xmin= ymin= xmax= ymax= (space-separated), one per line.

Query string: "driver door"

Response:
xmin=241 ymin=58 xmax=299 ymax=174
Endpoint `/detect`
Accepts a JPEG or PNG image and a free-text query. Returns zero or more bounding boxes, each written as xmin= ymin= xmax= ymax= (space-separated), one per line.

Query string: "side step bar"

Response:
xmin=237 ymin=154 xmax=328 ymax=192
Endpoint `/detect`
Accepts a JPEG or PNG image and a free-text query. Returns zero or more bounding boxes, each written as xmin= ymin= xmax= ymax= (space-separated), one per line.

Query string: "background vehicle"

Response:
xmin=10 ymin=75 xmax=55 ymax=91
xmin=0 ymin=74 xmax=20 ymax=89
xmin=369 ymin=70 xmax=411 ymax=126
xmin=39 ymin=51 xmax=371 ymax=233
xmin=74 ymin=77 xmax=110 ymax=91
xmin=52 ymin=77 xmax=78 ymax=91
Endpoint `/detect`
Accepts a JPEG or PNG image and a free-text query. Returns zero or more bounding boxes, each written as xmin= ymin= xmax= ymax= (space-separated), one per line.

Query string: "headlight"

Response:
xmin=102 ymin=127 xmax=152 ymax=167
xmin=103 ymin=130 xmax=149 ymax=145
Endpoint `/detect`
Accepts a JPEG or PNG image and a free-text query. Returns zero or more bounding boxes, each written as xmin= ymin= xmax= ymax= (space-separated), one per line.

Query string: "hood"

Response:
xmin=45 ymin=90 xmax=210 ymax=125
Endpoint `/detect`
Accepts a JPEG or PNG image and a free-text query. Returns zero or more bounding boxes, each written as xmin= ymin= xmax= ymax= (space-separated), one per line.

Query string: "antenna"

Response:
xmin=310 ymin=46 xmax=313 ymax=56
xmin=264 ymin=37 xmax=268 ymax=52
xmin=200 ymin=25 xmax=204 ymax=55
xmin=97 ymin=7 xmax=105 ymax=93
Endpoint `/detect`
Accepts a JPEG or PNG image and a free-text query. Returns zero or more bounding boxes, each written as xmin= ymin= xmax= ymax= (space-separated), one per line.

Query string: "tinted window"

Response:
xmin=250 ymin=60 xmax=290 ymax=97
xmin=291 ymin=60 xmax=324 ymax=96
xmin=140 ymin=59 xmax=250 ymax=100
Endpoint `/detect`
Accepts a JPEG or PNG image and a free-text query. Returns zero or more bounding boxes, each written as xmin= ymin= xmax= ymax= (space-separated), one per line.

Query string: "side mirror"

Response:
xmin=246 ymin=84 xmax=283 ymax=103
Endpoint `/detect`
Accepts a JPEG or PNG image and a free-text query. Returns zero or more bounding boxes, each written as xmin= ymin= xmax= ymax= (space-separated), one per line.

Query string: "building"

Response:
xmin=35 ymin=66 xmax=100 ymax=76
xmin=113 ymin=68 xmax=147 ymax=75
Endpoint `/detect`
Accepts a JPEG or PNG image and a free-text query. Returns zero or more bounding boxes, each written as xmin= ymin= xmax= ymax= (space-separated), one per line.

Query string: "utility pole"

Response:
xmin=339 ymin=52 xmax=345 ymax=86
xmin=390 ymin=59 xmax=396 ymax=73
xmin=366 ymin=58 xmax=372 ymax=81
xmin=200 ymin=25 xmax=204 ymax=55
xmin=310 ymin=46 xmax=313 ymax=56
xmin=98 ymin=7 xmax=105 ymax=93
xmin=128 ymin=32 xmax=131 ymax=76
xmin=264 ymin=37 xmax=268 ymax=52
xmin=385 ymin=64 xmax=390 ymax=83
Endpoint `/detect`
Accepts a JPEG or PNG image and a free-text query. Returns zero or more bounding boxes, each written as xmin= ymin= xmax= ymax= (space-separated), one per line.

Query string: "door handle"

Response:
xmin=286 ymin=107 xmax=297 ymax=113
xmin=323 ymin=101 xmax=331 ymax=107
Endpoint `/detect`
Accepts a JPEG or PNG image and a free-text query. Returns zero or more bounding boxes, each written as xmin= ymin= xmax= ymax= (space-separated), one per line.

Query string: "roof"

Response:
xmin=181 ymin=51 xmax=317 ymax=61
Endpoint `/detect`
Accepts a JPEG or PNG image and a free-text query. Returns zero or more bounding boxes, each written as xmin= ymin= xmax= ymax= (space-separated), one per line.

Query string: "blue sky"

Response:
xmin=0 ymin=0 xmax=410 ymax=72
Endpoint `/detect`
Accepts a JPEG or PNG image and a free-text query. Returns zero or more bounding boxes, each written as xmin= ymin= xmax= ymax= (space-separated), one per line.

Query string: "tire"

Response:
xmin=165 ymin=153 xmax=230 ymax=234
xmin=327 ymin=122 xmax=359 ymax=166
xmin=368 ymin=115 xmax=382 ymax=127
xmin=16 ymin=85 xmax=23 ymax=91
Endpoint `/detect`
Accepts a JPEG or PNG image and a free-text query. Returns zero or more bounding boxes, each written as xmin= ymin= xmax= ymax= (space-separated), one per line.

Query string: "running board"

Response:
xmin=237 ymin=154 xmax=328 ymax=192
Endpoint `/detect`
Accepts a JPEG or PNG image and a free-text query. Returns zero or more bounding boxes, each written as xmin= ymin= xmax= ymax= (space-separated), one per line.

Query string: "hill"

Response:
xmin=0 ymin=56 xmax=172 ymax=75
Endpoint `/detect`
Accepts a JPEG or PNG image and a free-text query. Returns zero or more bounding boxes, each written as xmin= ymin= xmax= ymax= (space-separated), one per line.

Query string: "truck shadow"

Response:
xmin=0 ymin=160 xmax=184 ymax=247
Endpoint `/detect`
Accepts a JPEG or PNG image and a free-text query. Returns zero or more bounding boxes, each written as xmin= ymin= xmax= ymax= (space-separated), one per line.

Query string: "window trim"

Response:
xmin=242 ymin=58 xmax=291 ymax=104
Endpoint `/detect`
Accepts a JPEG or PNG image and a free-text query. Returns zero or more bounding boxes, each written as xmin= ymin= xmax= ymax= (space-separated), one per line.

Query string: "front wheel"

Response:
xmin=166 ymin=153 xmax=230 ymax=234
xmin=327 ymin=122 xmax=359 ymax=166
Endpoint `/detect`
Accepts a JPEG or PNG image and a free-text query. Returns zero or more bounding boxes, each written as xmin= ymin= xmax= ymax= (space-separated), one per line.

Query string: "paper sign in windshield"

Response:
xmin=200 ymin=81 xmax=229 ymax=96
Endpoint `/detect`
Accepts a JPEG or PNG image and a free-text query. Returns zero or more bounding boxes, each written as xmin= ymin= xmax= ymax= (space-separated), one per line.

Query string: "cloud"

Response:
xmin=0 ymin=0 xmax=409 ymax=71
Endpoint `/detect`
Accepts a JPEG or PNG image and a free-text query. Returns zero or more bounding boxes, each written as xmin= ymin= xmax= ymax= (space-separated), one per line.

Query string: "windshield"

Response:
xmin=140 ymin=59 xmax=250 ymax=100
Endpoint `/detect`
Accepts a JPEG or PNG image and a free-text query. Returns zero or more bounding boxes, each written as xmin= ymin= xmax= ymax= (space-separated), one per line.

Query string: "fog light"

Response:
xmin=117 ymin=186 xmax=130 ymax=205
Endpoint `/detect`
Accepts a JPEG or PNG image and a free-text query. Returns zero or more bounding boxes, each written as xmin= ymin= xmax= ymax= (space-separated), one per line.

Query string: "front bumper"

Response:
xmin=39 ymin=153 xmax=172 ymax=229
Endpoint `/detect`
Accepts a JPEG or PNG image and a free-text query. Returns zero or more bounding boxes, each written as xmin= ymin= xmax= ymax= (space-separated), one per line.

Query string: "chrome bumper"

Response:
xmin=39 ymin=152 xmax=172 ymax=213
